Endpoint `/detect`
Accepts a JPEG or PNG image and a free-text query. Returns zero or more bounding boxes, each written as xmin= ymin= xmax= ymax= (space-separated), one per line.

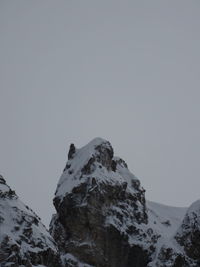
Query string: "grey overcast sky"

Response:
xmin=1 ymin=0 xmax=200 ymax=226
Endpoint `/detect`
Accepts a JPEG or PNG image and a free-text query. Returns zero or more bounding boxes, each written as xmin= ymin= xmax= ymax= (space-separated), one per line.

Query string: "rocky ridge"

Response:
xmin=50 ymin=138 xmax=153 ymax=266
xmin=0 ymin=175 xmax=61 ymax=267
xmin=1 ymin=138 xmax=200 ymax=267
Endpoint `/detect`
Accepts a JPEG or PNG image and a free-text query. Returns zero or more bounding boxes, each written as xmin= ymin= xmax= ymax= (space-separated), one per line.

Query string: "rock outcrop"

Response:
xmin=50 ymin=138 xmax=157 ymax=266
xmin=0 ymin=175 xmax=61 ymax=267
xmin=50 ymin=138 xmax=200 ymax=267
xmin=175 ymin=200 xmax=200 ymax=266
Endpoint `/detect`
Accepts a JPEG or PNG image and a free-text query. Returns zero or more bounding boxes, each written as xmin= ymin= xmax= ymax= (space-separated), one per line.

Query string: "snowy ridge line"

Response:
xmin=0 ymin=175 xmax=60 ymax=266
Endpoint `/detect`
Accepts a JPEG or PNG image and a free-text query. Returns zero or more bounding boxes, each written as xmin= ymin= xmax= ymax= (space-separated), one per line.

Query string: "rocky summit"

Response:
xmin=1 ymin=138 xmax=200 ymax=267
xmin=49 ymin=138 xmax=200 ymax=267
xmin=0 ymin=175 xmax=61 ymax=267
xmin=50 ymin=138 xmax=151 ymax=267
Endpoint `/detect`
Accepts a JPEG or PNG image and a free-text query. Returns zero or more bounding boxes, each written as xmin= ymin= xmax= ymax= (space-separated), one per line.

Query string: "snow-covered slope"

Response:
xmin=147 ymin=201 xmax=187 ymax=238
xmin=56 ymin=138 xmax=140 ymax=199
xmin=0 ymin=175 xmax=60 ymax=267
xmin=146 ymin=201 xmax=188 ymax=267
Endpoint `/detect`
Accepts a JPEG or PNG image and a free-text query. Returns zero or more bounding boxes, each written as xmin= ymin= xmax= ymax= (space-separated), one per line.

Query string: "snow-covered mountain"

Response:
xmin=1 ymin=137 xmax=200 ymax=266
xmin=0 ymin=175 xmax=61 ymax=267
xmin=50 ymin=138 xmax=200 ymax=267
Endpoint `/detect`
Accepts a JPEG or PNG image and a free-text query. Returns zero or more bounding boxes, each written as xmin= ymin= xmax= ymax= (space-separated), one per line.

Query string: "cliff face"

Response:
xmin=175 ymin=200 xmax=200 ymax=266
xmin=0 ymin=175 xmax=61 ymax=267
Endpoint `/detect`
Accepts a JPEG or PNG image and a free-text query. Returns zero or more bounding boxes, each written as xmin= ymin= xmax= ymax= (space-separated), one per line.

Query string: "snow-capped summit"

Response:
xmin=0 ymin=175 xmax=61 ymax=267
xmin=51 ymin=138 xmax=149 ymax=267
xmin=55 ymin=137 xmax=141 ymax=200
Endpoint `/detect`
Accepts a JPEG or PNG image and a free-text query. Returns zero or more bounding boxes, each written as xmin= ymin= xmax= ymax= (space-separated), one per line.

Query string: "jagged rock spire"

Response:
xmin=51 ymin=138 xmax=148 ymax=267
xmin=0 ymin=174 xmax=6 ymax=184
xmin=68 ymin=143 xmax=76 ymax=160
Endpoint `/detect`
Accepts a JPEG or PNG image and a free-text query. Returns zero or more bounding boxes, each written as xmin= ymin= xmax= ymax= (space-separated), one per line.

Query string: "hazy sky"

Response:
xmin=1 ymin=0 xmax=200 ymax=226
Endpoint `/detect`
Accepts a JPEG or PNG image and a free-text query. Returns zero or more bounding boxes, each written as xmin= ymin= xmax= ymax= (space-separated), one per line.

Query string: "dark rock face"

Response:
xmin=175 ymin=200 xmax=200 ymax=266
xmin=68 ymin=144 xmax=76 ymax=160
xmin=52 ymin=181 xmax=151 ymax=267
xmin=154 ymin=246 xmax=189 ymax=267
xmin=0 ymin=175 xmax=61 ymax=267
xmin=50 ymin=138 xmax=154 ymax=267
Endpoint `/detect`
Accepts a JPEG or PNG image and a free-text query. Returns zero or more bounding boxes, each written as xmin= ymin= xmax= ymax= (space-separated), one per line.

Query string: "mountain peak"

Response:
xmin=56 ymin=138 xmax=139 ymax=200
xmin=84 ymin=137 xmax=110 ymax=146
xmin=67 ymin=137 xmax=113 ymax=164
xmin=51 ymin=138 xmax=148 ymax=267
xmin=0 ymin=176 xmax=61 ymax=266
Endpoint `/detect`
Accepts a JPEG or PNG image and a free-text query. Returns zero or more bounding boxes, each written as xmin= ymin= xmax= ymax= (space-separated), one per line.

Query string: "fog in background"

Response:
xmin=1 ymin=0 xmax=200 ymax=226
